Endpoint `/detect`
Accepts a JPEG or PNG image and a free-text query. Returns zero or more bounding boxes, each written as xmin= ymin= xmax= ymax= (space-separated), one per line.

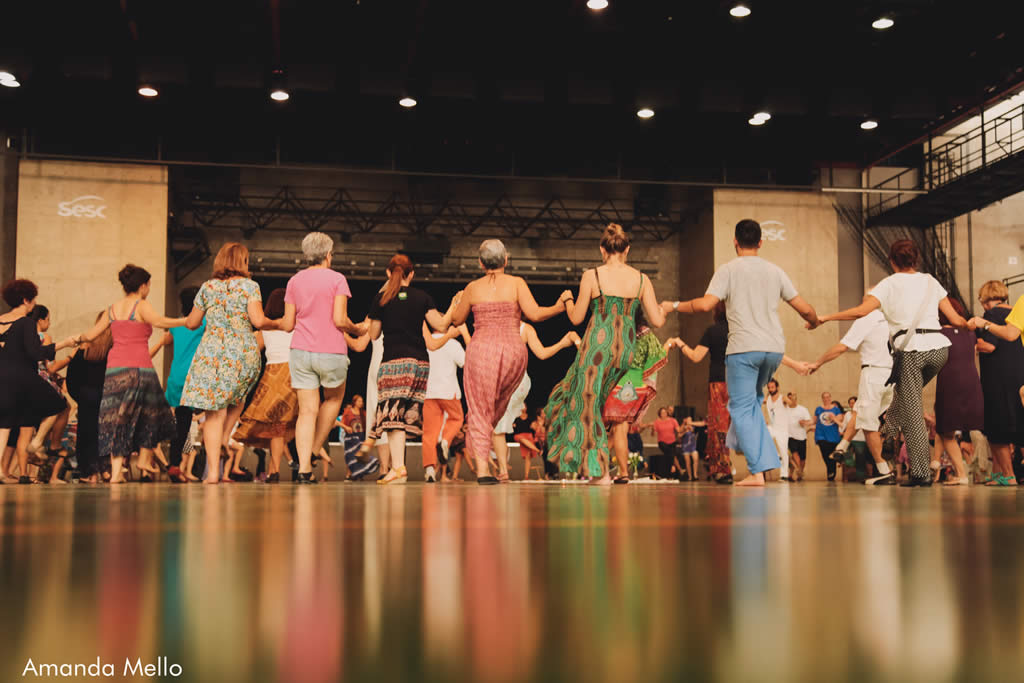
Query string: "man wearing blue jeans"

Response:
xmin=664 ymin=219 xmax=820 ymax=486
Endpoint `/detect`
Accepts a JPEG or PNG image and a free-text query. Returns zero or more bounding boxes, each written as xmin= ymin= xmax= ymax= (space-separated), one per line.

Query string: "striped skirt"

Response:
xmin=98 ymin=367 xmax=177 ymax=458
xmin=370 ymin=358 xmax=430 ymax=439
xmin=234 ymin=363 xmax=298 ymax=446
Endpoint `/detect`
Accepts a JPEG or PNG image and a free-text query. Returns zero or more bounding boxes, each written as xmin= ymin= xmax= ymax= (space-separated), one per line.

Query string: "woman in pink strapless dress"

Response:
xmin=451 ymin=239 xmax=572 ymax=484
xmin=76 ymin=265 xmax=186 ymax=483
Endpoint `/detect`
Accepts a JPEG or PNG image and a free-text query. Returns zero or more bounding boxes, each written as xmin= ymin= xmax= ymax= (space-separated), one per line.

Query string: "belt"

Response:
xmin=861 ymin=364 xmax=892 ymax=369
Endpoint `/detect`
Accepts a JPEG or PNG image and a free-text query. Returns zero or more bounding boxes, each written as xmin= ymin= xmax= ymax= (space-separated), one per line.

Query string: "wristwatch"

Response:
xmin=984 ymin=322 xmax=992 ymax=331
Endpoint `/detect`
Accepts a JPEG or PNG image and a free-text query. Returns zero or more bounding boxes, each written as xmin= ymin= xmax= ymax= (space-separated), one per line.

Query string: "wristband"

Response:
xmin=672 ymin=301 xmax=680 ymax=311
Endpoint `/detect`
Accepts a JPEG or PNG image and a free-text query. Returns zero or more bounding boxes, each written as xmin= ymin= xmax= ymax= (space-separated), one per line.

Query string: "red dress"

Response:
xmin=463 ymin=303 xmax=528 ymax=461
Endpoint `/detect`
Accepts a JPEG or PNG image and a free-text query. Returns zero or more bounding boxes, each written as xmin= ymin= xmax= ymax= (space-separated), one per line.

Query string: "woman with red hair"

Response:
xmin=366 ymin=254 xmax=459 ymax=484
xmin=932 ymin=297 xmax=981 ymax=485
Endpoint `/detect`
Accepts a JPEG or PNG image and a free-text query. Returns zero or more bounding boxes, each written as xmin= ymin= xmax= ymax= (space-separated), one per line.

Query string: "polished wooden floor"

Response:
xmin=1 ymin=481 xmax=1021 ymax=682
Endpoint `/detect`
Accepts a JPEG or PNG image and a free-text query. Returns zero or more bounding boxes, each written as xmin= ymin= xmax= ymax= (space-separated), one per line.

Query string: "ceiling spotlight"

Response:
xmin=270 ymin=88 xmax=290 ymax=102
xmin=587 ymin=0 xmax=609 ymax=9
xmin=730 ymin=4 xmax=752 ymax=18
xmin=0 ymin=79 xmax=20 ymax=88
xmin=137 ymin=85 xmax=158 ymax=98
xmin=399 ymin=96 xmax=418 ymax=108
xmin=861 ymin=119 xmax=879 ymax=130
xmin=748 ymin=117 xmax=766 ymax=126
xmin=753 ymin=111 xmax=771 ymax=121
xmin=872 ymin=17 xmax=894 ymax=30
xmin=637 ymin=107 xmax=655 ymax=119
xmin=0 ymin=71 xmax=14 ymax=82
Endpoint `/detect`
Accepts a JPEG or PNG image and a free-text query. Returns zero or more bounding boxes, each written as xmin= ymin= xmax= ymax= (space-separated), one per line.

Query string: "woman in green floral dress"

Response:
xmin=544 ymin=224 xmax=667 ymax=484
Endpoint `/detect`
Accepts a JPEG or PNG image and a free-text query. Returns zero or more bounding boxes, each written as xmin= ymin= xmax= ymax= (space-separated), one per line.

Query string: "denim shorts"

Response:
xmin=289 ymin=349 xmax=350 ymax=390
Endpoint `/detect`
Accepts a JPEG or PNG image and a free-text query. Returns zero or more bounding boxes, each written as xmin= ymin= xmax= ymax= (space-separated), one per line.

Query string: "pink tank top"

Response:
xmin=106 ymin=301 xmax=154 ymax=369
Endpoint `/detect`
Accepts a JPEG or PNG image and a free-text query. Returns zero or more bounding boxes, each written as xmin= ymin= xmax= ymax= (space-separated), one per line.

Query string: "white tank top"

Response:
xmin=264 ymin=330 xmax=293 ymax=365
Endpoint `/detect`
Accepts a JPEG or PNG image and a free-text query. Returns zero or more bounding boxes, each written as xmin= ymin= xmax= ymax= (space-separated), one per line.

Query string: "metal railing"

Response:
xmin=866 ymin=101 xmax=1024 ymax=218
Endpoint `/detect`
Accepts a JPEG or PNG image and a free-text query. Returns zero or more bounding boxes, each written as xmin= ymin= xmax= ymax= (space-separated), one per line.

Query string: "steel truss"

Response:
xmin=171 ymin=183 xmax=683 ymax=240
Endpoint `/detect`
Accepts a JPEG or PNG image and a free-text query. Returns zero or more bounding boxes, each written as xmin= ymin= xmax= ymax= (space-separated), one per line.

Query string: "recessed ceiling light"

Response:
xmin=730 ymin=4 xmax=752 ymax=18
xmin=587 ymin=0 xmax=609 ymax=9
xmin=399 ymin=96 xmax=418 ymax=108
xmin=137 ymin=85 xmax=158 ymax=98
xmin=0 ymin=79 xmax=20 ymax=88
xmin=861 ymin=119 xmax=879 ymax=130
xmin=637 ymin=107 xmax=655 ymax=119
xmin=748 ymin=117 xmax=766 ymax=126
xmin=270 ymin=89 xmax=290 ymax=102
xmin=0 ymin=71 xmax=15 ymax=82
xmin=753 ymin=111 xmax=771 ymax=121
xmin=872 ymin=17 xmax=894 ymax=29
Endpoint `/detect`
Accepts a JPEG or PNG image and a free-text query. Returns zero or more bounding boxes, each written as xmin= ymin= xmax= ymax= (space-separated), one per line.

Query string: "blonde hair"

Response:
xmin=83 ymin=311 xmax=113 ymax=362
xmin=600 ymin=223 xmax=629 ymax=254
xmin=979 ymin=280 xmax=1009 ymax=304
xmin=212 ymin=242 xmax=250 ymax=280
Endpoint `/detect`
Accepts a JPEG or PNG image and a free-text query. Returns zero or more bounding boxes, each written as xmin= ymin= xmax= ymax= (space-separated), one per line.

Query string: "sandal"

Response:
xmin=477 ymin=476 xmax=498 ymax=486
xmin=377 ymin=466 xmax=408 ymax=485
xmin=986 ymin=474 xmax=1017 ymax=486
xmin=167 ymin=466 xmax=188 ymax=484
xmin=613 ymin=475 xmax=630 ymax=484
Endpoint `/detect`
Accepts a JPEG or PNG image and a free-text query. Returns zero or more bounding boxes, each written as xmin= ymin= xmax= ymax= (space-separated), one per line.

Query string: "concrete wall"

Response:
xmin=0 ymin=146 xmax=16 ymax=289
xmin=951 ymin=193 xmax=1024 ymax=312
xmin=17 ymin=159 xmax=169 ymax=369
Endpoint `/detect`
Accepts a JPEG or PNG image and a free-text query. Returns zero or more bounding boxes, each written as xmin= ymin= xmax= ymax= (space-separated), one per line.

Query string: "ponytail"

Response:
xmin=379 ymin=253 xmax=414 ymax=306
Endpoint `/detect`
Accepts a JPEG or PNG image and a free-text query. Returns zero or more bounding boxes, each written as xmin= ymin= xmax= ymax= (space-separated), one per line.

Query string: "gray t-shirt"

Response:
xmin=705 ymin=256 xmax=798 ymax=355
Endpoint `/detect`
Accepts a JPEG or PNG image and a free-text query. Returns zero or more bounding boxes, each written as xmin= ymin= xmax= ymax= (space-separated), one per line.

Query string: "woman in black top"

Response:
xmin=975 ymin=280 xmax=1024 ymax=484
xmin=66 ymin=311 xmax=113 ymax=483
xmin=366 ymin=254 xmax=459 ymax=484
xmin=676 ymin=302 xmax=732 ymax=483
xmin=0 ymin=279 xmax=77 ymax=484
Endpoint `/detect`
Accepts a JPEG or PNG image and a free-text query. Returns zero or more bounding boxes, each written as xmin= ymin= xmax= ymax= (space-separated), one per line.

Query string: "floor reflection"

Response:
xmin=1 ymin=483 xmax=1022 ymax=682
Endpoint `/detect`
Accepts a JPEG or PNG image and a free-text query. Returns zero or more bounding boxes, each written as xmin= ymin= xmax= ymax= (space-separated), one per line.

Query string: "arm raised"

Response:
xmin=137 ymin=300 xmax=187 ymax=330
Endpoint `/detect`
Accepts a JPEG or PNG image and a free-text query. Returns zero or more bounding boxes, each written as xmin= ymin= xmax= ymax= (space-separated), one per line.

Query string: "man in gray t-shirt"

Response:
xmin=663 ymin=219 xmax=819 ymax=486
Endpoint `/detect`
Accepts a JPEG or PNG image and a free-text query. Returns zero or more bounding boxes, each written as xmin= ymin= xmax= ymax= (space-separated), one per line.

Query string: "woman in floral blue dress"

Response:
xmin=181 ymin=243 xmax=280 ymax=483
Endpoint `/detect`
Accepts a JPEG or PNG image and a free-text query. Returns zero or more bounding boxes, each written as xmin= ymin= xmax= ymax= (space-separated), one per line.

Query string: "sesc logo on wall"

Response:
xmin=57 ymin=195 xmax=108 ymax=219
xmin=761 ymin=220 xmax=786 ymax=241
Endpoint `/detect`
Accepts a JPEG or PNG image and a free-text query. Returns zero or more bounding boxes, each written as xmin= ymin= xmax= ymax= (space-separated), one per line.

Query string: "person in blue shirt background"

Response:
xmin=162 ymin=286 xmax=206 ymax=483
xmin=814 ymin=391 xmax=844 ymax=481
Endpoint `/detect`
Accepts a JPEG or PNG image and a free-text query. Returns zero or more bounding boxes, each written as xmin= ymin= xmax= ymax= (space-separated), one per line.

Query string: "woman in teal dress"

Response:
xmin=180 ymin=243 xmax=280 ymax=484
xmin=544 ymin=224 xmax=667 ymax=484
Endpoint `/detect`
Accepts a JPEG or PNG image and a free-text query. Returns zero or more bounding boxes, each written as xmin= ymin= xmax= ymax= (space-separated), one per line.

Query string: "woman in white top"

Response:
xmin=234 ymin=288 xmax=298 ymax=481
xmin=816 ymin=239 xmax=969 ymax=486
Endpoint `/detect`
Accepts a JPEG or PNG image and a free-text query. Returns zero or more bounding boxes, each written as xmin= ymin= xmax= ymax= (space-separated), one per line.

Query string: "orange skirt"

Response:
xmin=234 ymin=363 xmax=298 ymax=446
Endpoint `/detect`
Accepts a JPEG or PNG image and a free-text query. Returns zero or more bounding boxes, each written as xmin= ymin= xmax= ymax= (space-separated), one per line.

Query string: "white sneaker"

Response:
xmin=439 ymin=439 xmax=450 ymax=465
xmin=425 ymin=465 xmax=436 ymax=483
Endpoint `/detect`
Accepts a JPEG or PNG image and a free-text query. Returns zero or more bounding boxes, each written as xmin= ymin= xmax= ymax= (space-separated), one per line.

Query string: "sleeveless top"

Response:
xmin=107 ymin=301 xmax=154 ymax=369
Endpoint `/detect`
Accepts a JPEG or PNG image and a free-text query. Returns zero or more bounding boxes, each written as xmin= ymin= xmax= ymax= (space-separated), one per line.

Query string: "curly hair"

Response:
xmin=2 ymin=279 xmax=38 ymax=309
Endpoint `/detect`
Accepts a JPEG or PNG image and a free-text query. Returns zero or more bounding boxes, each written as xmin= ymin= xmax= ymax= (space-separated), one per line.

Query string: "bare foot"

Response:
xmin=735 ymin=473 xmax=766 ymax=487
xmin=203 ymin=478 xmax=220 ymax=485
xmin=590 ymin=474 xmax=613 ymax=486
xmin=185 ymin=473 xmax=200 ymax=482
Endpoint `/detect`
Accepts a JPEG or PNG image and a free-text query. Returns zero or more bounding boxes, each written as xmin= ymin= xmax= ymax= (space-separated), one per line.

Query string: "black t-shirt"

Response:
xmin=368 ymin=286 xmax=437 ymax=363
xmin=699 ymin=321 xmax=729 ymax=384
xmin=513 ymin=417 xmax=531 ymax=436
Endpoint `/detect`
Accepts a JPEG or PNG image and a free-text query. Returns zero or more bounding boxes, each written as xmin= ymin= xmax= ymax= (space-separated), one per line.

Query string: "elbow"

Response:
xmin=185 ymin=320 xmax=200 ymax=331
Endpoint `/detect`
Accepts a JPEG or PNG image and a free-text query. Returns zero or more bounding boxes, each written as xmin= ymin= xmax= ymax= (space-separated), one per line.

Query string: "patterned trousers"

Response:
xmin=887 ymin=348 xmax=948 ymax=479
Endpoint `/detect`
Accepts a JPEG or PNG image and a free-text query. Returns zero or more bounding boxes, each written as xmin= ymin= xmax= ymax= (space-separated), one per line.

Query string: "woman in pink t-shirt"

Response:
xmin=278 ymin=232 xmax=367 ymax=484
xmin=651 ymin=408 xmax=680 ymax=479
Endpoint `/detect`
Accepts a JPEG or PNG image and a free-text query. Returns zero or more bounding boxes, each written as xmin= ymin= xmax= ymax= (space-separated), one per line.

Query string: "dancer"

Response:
xmin=452 ymin=239 xmax=571 ymax=484
xmin=75 ymin=265 xmax=184 ymax=483
xmin=601 ymin=318 xmax=673 ymax=484
xmin=931 ymin=299 xmax=981 ymax=485
xmin=27 ymin=306 xmax=73 ymax=477
xmin=162 ymin=286 xmax=204 ymax=483
xmin=277 ymin=232 xmax=364 ymax=484
xmin=675 ymin=302 xmax=733 ymax=483
xmin=367 ymin=253 xmax=459 ymax=484
xmin=0 ymin=279 xmax=77 ymax=484
xmin=233 ymin=288 xmax=297 ymax=483
xmin=65 ymin=312 xmax=112 ymax=484
xmin=814 ymin=239 xmax=969 ymax=487
xmin=806 ymin=307 xmax=896 ymax=485
xmin=544 ymin=224 xmax=666 ymax=484
xmin=490 ymin=323 xmax=580 ymax=482
xmin=422 ymin=325 xmax=468 ymax=483
xmin=973 ymin=281 xmax=1024 ymax=486
xmin=666 ymin=219 xmax=819 ymax=486
xmin=785 ymin=392 xmax=813 ymax=480
xmin=650 ymin=408 xmax=681 ymax=480
xmin=764 ymin=378 xmax=792 ymax=481
xmin=180 ymin=243 xmax=279 ymax=484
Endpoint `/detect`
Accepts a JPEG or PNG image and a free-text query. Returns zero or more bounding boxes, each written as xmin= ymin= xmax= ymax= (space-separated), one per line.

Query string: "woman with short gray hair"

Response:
xmin=278 ymin=231 xmax=367 ymax=483
xmin=450 ymin=239 xmax=573 ymax=484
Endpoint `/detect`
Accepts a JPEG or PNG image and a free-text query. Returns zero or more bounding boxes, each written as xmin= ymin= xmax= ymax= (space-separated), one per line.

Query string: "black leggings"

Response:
xmin=74 ymin=390 xmax=102 ymax=477
xmin=168 ymin=406 xmax=195 ymax=468
xmin=817 ymin=440 xmax=838 ymax=480
xmin=652 ymin=442 xmax=676 ymax=478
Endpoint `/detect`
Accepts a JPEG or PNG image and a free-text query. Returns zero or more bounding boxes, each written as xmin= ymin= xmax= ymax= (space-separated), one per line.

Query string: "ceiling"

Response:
xmin=0 ymin=0 xmax=1021 ymax=185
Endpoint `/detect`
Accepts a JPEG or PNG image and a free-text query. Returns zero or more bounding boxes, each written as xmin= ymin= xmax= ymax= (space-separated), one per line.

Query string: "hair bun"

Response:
xmin=600 ymin=223 xmax=630 ymax=254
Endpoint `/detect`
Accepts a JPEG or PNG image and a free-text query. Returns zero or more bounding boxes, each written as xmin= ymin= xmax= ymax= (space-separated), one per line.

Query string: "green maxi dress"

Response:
xmin=544 ymin=270 xmax=643 ymax=477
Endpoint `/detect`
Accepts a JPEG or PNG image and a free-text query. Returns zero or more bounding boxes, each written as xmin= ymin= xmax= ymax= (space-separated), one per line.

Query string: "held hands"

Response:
xmin=558 ymin=290 xmax=574 ymax=309
xmin=805 ymin=316 xmax=824 ymax=331
xmin=967 ymin=316 xmax=987 ymax=331
xmin=354 ymin=320 xmax=371 ymax=336
xmin=566 ymin=331 xmax=582 ymax=347
xmin=789 ymin=360 xmax=814 ymax=376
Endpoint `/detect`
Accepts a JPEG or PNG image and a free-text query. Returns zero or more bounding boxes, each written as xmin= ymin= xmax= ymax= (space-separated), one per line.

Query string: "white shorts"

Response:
xmin=854 ymin=366 xmax=894 ymax=433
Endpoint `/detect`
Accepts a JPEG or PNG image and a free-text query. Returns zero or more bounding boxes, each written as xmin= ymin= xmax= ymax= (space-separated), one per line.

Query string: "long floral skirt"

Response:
xmin=234 ymin=363 xmax=298 ymax=446
xmin=98 ymin=367 xmax=177 ymax=458
xmin=370 ymin=358 xmax=430 ymax=439
xmin=705 ymin=381 xmax=732 ymax=476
